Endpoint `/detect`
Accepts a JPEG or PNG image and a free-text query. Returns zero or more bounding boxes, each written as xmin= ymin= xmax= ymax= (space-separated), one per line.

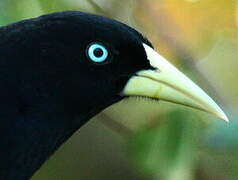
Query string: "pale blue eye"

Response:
xmin=87 ymin=43 xmax=108 ymax=63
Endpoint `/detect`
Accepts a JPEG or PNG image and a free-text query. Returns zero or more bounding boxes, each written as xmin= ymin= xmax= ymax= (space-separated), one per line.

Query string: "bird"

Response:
xmin=0 ymin=11 xmax=228 ymax=180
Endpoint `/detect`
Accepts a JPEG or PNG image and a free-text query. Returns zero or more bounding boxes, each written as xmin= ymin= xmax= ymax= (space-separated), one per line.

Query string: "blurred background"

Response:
xmin=1 ymin=0 xmax=238 ymax=179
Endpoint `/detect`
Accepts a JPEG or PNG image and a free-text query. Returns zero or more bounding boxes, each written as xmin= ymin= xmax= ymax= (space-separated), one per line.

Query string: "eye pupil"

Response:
xmin=93 ymin=48 xmax=104 ymax=57
xmin=87 ymin=43 xmax=109 ymax=63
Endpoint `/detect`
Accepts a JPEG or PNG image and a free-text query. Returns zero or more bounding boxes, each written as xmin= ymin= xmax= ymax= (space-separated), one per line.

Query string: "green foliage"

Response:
xmin=0 ymin=1 xmax=237 ymax=180
xmin=128 ymin=111 xmax=201 ymax=180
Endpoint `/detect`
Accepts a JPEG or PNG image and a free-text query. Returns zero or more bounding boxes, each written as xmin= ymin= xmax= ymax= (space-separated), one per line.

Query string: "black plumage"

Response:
xmin=0 ymin=10 xmax=228 ymax=180
xmin=0 ymin=11 xmax=152 ymax=179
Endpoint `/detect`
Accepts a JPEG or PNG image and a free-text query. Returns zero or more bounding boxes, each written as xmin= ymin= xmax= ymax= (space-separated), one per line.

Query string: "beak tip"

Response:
xmin=222 ymin=114 xmax=229 ymax=123
xmin=217 ymin=111 xmax=229 ymax=122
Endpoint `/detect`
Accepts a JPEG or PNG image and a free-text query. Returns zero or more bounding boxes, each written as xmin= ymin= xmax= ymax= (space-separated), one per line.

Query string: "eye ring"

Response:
xmin=87 ymin=43 xmax=109 ymax=63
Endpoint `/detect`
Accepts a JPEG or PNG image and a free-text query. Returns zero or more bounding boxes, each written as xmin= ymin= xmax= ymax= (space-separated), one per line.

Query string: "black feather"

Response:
xmin=0 ymin=11 xmax=153 ymax=179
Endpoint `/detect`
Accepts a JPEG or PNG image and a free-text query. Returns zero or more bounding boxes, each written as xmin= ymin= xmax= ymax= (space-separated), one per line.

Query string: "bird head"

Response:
xmin=0 ymin=11 xmax=228 ymax=179
xmin=19 ymin=11 xmax=226 ymax=122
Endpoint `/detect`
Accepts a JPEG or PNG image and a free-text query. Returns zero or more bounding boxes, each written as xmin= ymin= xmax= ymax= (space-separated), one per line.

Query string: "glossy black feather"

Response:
xmin=0 ymin=11 xmax=152 ymax=180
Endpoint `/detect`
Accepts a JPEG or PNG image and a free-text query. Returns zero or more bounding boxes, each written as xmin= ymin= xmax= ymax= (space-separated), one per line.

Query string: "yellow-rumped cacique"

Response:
xmin=0 ymin=11 xmax=228 ymax=180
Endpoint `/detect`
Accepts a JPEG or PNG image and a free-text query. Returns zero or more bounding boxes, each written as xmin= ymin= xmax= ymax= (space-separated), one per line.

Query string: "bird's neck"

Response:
xmin=0 ymin=60 xmax=124 ymax=179
xmin=0 ymin=96 xmax=122 ymax=180
xmin=1 ymin=123 xmax=79 ymax=180
xmin=0 ymin=109 xmax=88 ymax=180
